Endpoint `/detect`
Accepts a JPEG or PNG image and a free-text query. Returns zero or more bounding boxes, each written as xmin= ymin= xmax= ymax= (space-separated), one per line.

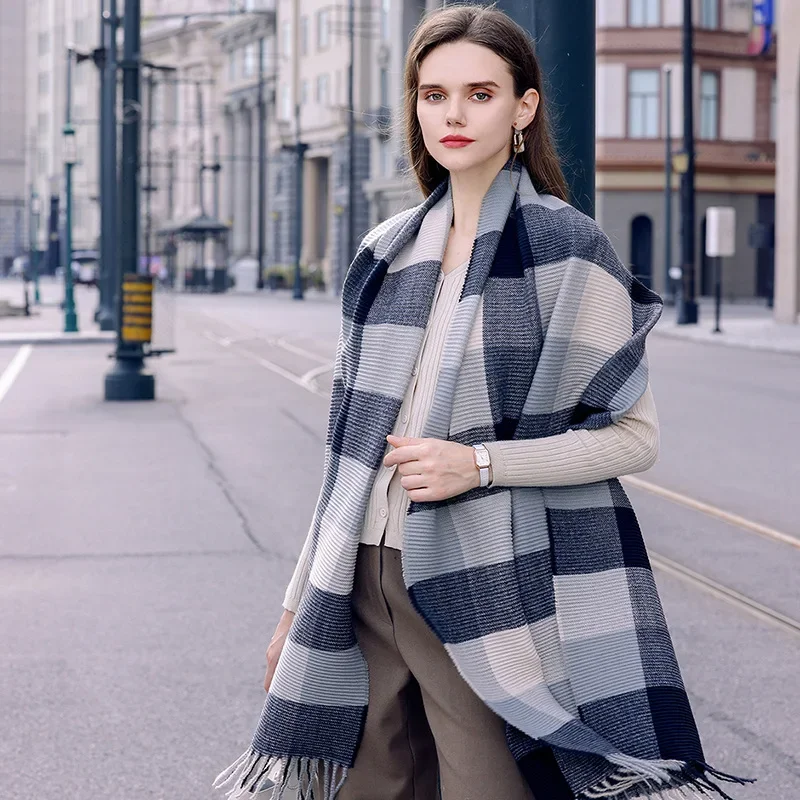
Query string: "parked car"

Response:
xmin=71 ymin=250 xmax=99 ymax=287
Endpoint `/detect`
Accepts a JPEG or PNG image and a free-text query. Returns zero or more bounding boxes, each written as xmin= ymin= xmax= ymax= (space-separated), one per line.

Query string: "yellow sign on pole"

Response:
xmin=121 ymin=274 xmax=153 ymax=344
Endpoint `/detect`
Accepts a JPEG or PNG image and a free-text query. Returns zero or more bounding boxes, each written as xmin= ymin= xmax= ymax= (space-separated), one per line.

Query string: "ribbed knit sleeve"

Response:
xmin=483 ymin=382 xmax=659 ymax=488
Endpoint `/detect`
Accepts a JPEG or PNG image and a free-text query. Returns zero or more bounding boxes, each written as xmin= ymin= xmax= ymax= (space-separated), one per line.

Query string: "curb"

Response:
xmin=651 ymin=326 xmax=800 ymax=356
xmin=0 ymin=332 xmax=115 ymax=347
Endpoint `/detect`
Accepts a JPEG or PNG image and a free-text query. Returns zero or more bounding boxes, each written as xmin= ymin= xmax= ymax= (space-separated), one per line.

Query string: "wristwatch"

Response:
xmin=472 ymin=444 xmax=492 ymax=488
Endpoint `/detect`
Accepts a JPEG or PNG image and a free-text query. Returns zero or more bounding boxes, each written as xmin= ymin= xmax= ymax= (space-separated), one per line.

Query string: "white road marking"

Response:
xmin=622 ymin=474 xmax=800 ymax=551
xmin=300 ymin=362 xmax=335 ymax=394
xmin=203 ymin=331 xmax=234 ymax=347
xmin=204 ymin=329 xmax=328 ymax=397
xmin=276 ymin=336 xmax=331 ymax=364
xmin=0 ymin=345 xmax=33 ymax=405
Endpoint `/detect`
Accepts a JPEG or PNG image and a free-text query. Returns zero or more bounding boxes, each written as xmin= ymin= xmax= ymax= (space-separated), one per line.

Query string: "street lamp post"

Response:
xmin=63 ymin=46 xmax=79 ymax=334
xmin=30 ymin=191 xmax=41 ymax=305
xmin=677 ymin=0 xmax=699 ymax=324
xmin=663 ymin=67 xmax=675 ymax=306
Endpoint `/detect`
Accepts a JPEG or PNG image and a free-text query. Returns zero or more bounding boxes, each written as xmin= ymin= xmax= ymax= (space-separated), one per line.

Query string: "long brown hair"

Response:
xmin=402 ymin=4 xmax=568 ymax=202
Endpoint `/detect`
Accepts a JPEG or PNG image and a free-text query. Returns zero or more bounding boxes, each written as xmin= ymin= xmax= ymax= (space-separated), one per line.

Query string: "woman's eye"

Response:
xmin=473 ymin=92 xmax=491 ymax=101
xmin=425 ymin=92 xmax=444 ymax=102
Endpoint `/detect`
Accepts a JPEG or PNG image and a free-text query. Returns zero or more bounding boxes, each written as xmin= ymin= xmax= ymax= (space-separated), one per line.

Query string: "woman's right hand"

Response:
xmin=264 ymin=609 xmax=296 ymax=693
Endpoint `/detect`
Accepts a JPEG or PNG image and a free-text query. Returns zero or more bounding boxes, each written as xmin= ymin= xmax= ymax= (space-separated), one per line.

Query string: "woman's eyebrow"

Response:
xmin=418 ymin=80 xmax=502 ymax=91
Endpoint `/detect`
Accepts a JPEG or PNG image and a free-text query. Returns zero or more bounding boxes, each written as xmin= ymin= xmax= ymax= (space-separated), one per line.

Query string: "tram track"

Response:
xmin=198 ymin=316 xmax=800 ymax=640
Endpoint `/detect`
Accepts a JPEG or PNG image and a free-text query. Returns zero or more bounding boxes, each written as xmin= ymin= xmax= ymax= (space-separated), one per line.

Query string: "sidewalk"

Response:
xmin=652 ymin=297 xmax=800 ymax=356
xmin=0 ymin=277 xmax=114 ymax=346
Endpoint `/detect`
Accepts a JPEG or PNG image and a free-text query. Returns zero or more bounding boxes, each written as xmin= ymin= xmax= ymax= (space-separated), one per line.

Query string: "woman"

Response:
xmin=215 ymin=6 xmax=752 ymax=800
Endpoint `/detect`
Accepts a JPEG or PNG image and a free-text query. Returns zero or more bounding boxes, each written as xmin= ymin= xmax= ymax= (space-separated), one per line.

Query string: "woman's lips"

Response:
xmin=441 ymin=139 xmax=474 ymax=148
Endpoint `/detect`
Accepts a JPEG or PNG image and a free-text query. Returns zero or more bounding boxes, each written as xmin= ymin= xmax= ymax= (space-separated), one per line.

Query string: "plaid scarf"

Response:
xmin=215 ymin=160 xmax=752 ymax=800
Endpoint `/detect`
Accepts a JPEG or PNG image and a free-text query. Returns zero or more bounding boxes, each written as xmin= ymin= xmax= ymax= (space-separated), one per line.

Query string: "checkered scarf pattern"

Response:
xmin=215 ymin=160 xmax=752 ymax=800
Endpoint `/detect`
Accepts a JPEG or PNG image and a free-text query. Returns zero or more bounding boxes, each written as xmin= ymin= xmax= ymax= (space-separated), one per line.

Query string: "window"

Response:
xmin=244 ymin=43 xmax=257 ymax=77
xmin=37 ymin=111 xmax=49 ymax=136
xmin=627 ymin=69 xmax=660 ymax=138
xmin=769 ymin=74 xmax=777 ymax=142
xmin=282 ymin=21 xmax=292 ymax=59
xmin=280 ymin=85 xmax=291 ymax=120
xmin=74 ymin=16 xmax=90 ymax=44
xmin=316 ymin=74 xmax=329 ymax=106
xmin=317 ymin=10 xmax=330 ymax=50
xmin=300 ymin=17 xmax=309 ymax=56
xmin=38 ymin=71 xmax=49 ymax=95
xmin=699 ymin=71 xmax=719 ymax=139
xmin=301 ymin=79 xmax=309 ymax=105
xmin=38 ymin=32 xmax=49 ymax=55
xmin=153 ymin=82 xmax=163 ymax=127
xmin=380 ymin=67 xmax=389 ymax=108
xmin=381 ymin=0 xmax=391 ymax=40
xmin=229 ymin=51 xmax=236 ymax=81
xmin=699 ymin=0 xmax=718 ymax=29
xmin=629 ymin=0 xmax=659 ymax=27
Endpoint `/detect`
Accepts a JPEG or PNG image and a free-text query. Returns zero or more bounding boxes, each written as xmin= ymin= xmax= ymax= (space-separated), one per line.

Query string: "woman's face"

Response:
xmin=416 ymin=40 xmax=539 ymax=175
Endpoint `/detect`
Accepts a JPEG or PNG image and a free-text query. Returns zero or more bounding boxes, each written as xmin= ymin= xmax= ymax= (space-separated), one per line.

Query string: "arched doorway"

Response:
xmin=630 ymin=215 xmax=653 ymax=287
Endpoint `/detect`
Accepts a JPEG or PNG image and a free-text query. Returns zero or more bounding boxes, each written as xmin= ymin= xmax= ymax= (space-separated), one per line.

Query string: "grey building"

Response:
xmin=0 ymin=0 xmax=27 ymax=273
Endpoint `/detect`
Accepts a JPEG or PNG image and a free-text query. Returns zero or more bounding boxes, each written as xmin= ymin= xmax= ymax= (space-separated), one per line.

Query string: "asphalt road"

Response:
xmin=0 ymin=290 xmax=797 ymax=800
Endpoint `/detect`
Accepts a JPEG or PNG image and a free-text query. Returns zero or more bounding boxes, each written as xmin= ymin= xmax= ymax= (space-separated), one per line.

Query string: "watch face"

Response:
xmin=475 ymin=449 xmax=491 ymax=468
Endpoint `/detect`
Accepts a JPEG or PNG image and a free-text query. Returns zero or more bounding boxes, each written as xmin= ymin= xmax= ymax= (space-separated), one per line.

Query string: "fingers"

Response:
xmin=384 ymin=444 xmax=423 ymax=467
xmin=387 ymin=434 xmax=423 ymax=446
xmin=400 ymin=474 xmax=427 ymax=491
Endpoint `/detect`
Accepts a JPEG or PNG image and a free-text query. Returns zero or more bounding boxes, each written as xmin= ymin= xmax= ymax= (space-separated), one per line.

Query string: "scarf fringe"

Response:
xmin=213 ymin=748 xmax=349 ymax=800
xmin=578 ymin=758 xmax=756 ymax=800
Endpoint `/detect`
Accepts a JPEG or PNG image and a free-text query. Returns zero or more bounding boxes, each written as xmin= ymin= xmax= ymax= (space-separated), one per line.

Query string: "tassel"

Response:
xmin=578 ymin=757 xmax=755 ymax=800
xmin=213 ymin=749 xmax=350 ymax=800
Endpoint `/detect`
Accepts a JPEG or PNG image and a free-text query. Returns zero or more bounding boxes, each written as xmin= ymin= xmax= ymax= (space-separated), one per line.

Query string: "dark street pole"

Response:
xmin=63 ymin=47 xmax=79 ymax=333
xmin=257 ymin=35 xmax=266 ymax=290
xmin=678 ymin=0 xmax=699 ymax=324
xmin=345 ymin=0 xmax=355 ymax=294
xmin=494 ymin=0 xmax=595 ymax=217
xmin=97 ymin=0 xmax=118 ymax=331
xmin=663 ymin=67 xmax=674 ymax=305
xmin=144 ymin=70 xmax=155 ymax=271
xmin=292 ymin=103 xmax=308 ymax=301
xmin=105 ymin=0 xmax=155 ymax=401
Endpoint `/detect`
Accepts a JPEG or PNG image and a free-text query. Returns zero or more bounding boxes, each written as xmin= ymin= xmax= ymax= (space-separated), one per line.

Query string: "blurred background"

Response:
xmin=0 ymin=2 xmax=798 ymax=799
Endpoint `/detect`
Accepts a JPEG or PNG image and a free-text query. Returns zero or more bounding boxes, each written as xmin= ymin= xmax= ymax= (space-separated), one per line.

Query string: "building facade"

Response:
xmin=141 ymin=0 xmax=230 ymax=284
xmin=267 ymin=0 xmax=373 ymax=293
xmin=0 ymin=0 xmax=27 ymax=274
xmin=24 ymin=0 xmax=105 ymax=268
xmin=774 ymin=0 xmax=800 ymax=324
xmin=597 ymin=0 xmax=777 ymax=302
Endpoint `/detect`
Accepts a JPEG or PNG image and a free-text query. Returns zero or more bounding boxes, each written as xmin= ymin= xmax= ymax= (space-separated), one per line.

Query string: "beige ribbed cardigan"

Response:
xmin=283 ymin=260 xmax=659 ymax=612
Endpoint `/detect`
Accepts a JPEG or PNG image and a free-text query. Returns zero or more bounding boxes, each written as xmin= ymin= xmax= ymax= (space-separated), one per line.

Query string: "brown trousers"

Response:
xmin=337 ymin=543 xmax=536 ymax=800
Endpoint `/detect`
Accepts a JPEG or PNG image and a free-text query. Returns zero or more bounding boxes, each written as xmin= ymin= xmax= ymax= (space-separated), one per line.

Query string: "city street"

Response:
xmin=1 ymin=287 xmax=798 ymax=799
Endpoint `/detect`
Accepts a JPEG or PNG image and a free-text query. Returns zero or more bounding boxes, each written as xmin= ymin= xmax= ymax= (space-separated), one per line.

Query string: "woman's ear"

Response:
xmin=516 ymin=88 xmax=540 ymax=129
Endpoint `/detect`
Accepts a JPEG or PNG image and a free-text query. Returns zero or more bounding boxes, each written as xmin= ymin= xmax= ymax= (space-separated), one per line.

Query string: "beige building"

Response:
xmin=774 ymin=0 xmax=800 ymax=324
xmin=265 ymin=0 xmax=374 ymax=293
xmin=140 ymin=0 xmax=230 ymax=285
xmin=25 ymin=0 xmax=102 ymax=266
xmin=0 ymin=0 xmax=26 ymax=273
xmin=596 ymin=0 xmax=777 ymax=302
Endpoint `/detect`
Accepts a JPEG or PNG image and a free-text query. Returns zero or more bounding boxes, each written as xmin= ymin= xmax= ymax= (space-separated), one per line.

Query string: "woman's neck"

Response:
xmin=448 ymin=150 xmax=511 ymax=238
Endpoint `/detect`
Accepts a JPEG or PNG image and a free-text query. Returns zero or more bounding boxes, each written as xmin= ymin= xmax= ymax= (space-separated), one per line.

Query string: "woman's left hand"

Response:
xmin=383 ymin=435 xmax=480 ymax=502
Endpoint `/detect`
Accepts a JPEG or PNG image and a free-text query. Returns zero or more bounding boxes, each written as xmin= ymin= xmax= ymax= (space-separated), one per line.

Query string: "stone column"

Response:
xmin=250 ymin=100 xmax=260 ymax=257
xmin=233 ymin=104 xmax=252 ymax=257
xmin=774 ymin=0 xmax=800 ymax=324
xmin=223 ymin=109 xmax=235 ymax=227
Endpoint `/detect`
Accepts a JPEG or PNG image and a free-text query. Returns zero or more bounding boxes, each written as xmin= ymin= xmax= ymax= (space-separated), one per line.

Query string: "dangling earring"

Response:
xmin=513 ymin=127 xmax=525 ymax=154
